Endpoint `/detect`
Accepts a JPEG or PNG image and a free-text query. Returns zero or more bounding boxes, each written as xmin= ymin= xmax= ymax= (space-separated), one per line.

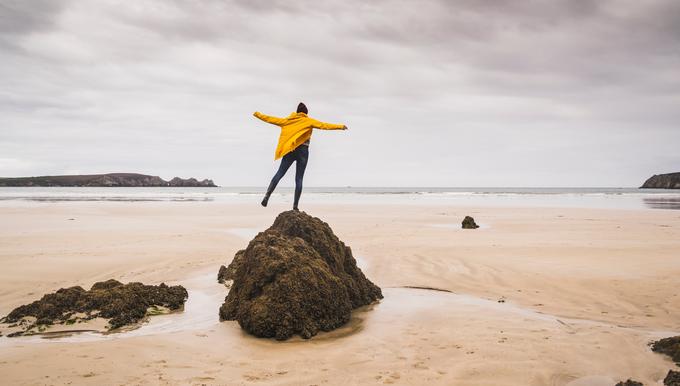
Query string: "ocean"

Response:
xmin=0 ymin=187 xmax=679 ymax=210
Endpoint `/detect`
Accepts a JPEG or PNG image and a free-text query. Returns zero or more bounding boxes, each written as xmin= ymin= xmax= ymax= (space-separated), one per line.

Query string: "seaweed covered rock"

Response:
xmin=2 ymin=279 xmax=187 ymax=335
xmin=652 ymin=336 xmax=680 ymax=365
xmin=615 ymin=380 xmax=643 ymax=386
xmin=665 ymin=370 xmax=680 ymax=386
xmin=219 ymin=210 xmax=383 ymax=340
xmin=217 ymin=250 xmax=245 ymax=284
xmin=217 ymin=265 xmax=229 ymax=284
xmin=462 ymin=215 xmax=479 ymax=229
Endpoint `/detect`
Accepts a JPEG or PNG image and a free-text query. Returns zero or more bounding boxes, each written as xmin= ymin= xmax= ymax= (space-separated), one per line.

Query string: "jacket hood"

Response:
xmin=287 ymin=112 xmax=307 ymax=119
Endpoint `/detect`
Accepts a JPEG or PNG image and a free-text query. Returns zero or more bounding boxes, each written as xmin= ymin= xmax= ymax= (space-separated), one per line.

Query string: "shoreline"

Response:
xmin=1 ymin=186 xmax=679 ymax=211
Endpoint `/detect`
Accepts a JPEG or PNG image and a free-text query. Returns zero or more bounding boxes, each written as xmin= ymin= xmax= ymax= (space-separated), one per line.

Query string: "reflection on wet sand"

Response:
xmin=643 ymin=197 xmax=680 ymax=210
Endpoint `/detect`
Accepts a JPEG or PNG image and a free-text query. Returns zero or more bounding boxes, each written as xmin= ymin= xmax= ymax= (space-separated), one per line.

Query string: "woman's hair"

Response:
xmin=297 ymin=102 xmax=308 ymax=114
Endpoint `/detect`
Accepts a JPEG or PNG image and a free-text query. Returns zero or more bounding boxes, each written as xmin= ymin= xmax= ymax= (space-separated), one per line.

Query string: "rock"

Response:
xmin=1 ymin=280 xmax=188 ymax=334
xmin=219 ymin=210 xmax=383 ymax=340
xmin=641 ymin=172 xmax=680 ymax=189
xmin=615 ymin=380 xmax=643 ymax=386
xmin=217 ymin=265 xmax=229 ymax=283
xmin=651 ymin=336 xmax=680 ymax=365
xmin=665 ymin=370 xmax=680 ymax=386
xmin=217 ymin=250 xmax=245 ymax=284
xmin=91 ymin=278 xmax=125 ymax=291
xmin=462 ymin=216 xmax=479 ymax=229
xmin=168 ymin=177 xmax=216 ymax=187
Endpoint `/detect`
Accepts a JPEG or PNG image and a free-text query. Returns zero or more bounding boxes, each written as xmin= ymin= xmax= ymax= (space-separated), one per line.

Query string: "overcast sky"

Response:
xmin=1 ymin=0 xmax=678 ymax=187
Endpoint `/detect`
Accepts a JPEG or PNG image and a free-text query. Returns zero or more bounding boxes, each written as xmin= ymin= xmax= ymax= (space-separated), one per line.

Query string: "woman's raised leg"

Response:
xmin=262 ymin=153 xmax=294 ymax=207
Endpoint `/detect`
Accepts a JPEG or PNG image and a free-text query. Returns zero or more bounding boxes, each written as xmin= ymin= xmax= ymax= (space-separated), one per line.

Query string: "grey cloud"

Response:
xmin=0 ymin=0 xmax=69 ymax=35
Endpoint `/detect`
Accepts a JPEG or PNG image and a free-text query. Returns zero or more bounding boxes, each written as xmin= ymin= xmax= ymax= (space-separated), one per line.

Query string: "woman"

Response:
xmin=254 ymin=102 xmax=347 ymax=210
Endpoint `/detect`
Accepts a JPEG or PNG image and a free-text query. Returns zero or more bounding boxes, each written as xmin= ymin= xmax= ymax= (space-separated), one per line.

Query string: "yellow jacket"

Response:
xmin=253 ymin=111 xmax=345 ymax=159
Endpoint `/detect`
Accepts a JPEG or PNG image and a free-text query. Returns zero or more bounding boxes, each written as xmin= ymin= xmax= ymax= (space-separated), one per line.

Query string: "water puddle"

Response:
xmin=565 ymin=375 xmax=615 ymax=386
xmin=388 ymin=286 xmax=679 ymax=338
xmin=124 ymin=272 xmax=225 ymax=337
xmin=386 ymin=287 xmax=557 ymax=323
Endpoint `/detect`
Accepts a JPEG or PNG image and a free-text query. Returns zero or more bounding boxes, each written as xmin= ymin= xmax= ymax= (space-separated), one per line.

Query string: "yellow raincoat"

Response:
xmin=253 ymin=111 xmax=345 ymax=159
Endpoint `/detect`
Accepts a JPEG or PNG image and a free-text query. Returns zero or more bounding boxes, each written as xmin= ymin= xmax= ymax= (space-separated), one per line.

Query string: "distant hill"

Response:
xmin=640 ymin=172 xmax=680 ymax=189
xmin=0 ymin=173 xmax=217 ymax=187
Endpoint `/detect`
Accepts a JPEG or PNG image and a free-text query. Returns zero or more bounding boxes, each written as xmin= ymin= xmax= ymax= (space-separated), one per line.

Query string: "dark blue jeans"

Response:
xmin=265 ymin=145 xmax=309 ymax=208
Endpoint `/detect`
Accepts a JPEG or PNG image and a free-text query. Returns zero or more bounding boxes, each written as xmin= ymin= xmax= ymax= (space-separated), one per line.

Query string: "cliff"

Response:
xmin=640 ymin=172 xmax=680 ymax=189
xmin=0 ymin=173 xmax=217 ymax=187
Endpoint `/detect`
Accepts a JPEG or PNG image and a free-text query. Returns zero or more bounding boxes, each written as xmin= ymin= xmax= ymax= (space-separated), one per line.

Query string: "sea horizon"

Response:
xmin=2 ymin=186 xmax=679 ymax=210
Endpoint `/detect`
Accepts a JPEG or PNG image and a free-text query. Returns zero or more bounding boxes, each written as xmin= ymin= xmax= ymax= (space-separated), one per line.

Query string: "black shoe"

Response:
xmin=261 ymin=196 xmax=269 ymax=207
xmin=293 ymin=206 xmax=299 ymax=211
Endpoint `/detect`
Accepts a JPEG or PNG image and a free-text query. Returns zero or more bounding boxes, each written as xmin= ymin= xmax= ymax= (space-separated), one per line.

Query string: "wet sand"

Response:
xmin=0 ymin=201 xmax=679 ymax=385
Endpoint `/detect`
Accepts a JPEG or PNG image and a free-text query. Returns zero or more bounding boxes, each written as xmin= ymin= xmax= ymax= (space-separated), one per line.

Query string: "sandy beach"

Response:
xmin=4 ymin=0 xmax=680 ymax=383
xmin=0 ymin=199 xmax=678 ymax=385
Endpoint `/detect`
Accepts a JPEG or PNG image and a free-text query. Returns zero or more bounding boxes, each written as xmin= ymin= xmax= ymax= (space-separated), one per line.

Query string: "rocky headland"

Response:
xmin=0 ymin=173 xmax=216 ymax=187
xmin=640 ymin=172 xmax=680 ymax=189
xmin=219 ymin=210 xmax=383 ymax=340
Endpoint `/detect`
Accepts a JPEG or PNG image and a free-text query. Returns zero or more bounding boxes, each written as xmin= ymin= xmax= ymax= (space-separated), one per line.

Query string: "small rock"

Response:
xmin=665 ymin=370 xmax=680 ymax=386
xmin=217 ymin=250 xmax=245 ymax=284
xmin=217 ymin=265 xmax=228 ymax=283
xmin=615 ymin=380 xmax=643 ymax=386
xmin=651 ymin=336 xmax=680 ymax=365
xmin=462 ymin=216 xmax=479 ymax=229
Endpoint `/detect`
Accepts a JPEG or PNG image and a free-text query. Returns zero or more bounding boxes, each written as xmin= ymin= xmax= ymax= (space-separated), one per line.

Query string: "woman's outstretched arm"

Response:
xmin=253 ymin=111 xmax=287 ymax=126
xmin=309 ymin=118 xmax=347 ymax=130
